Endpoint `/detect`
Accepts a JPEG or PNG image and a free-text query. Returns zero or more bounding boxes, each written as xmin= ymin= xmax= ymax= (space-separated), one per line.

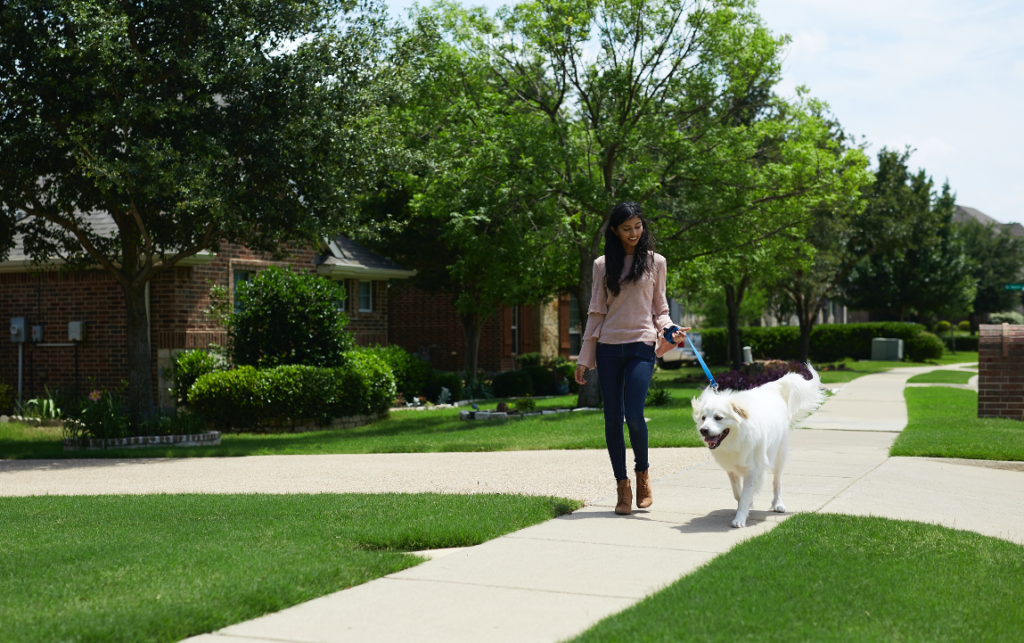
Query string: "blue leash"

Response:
xmin=685 ymin=333 xmax=718 ymax=391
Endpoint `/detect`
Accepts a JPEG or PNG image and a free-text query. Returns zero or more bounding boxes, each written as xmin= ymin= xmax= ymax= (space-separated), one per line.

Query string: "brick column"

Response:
xmin=978 ymin=324 xmax=1024 ymax=420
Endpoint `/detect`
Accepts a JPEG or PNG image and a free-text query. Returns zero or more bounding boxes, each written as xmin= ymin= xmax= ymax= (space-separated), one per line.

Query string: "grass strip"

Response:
xmin=891 ymin=387 xmax=1024 ymax=461
xmin=906 ymin=370 xmax=976 ymax=384
xmin=0 ymin=493 xmax=580 ymax=643
xmin=571 ymin=513 xmax=1024 ymax=643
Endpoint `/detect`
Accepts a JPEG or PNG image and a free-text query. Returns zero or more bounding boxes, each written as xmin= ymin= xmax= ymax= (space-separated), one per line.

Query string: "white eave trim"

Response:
xmin=316 ymin=264 xmax=417 ymax=281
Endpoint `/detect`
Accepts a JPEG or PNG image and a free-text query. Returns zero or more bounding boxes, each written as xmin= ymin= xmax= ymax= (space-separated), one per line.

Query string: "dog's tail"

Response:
xmin=777 ymin=362 xmax=826 ymax=426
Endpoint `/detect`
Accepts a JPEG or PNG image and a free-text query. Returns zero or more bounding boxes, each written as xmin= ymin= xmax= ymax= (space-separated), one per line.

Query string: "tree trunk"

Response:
xmin=459 ymin=311 xmax=483 ymax=387
xmin=124 ymin=282 xmax=154 ymax=429
xmin=575 ymin=253 xmax=600 ymax=408
xmin=725 ymin=275 xmax=749 ymax=372
xmin=795 ymin=291 xmax=821 ymax=363
xmin=949 ymin=326 xmax=956 ymax=354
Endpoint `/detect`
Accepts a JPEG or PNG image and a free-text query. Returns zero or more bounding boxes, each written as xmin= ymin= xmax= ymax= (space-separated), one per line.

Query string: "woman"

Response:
xmin=574 ymin=202 xmax=687 ymax=515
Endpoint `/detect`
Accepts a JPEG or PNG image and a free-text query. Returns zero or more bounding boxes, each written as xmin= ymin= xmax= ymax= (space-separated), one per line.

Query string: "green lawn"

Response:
xmin=0 ymin=386 xmax=706 ymax=459
xmin=891 ymin=387 xmax=1024 ymax=461
xmin=907 ymin=370 xmax=976 ymax=384
xmin=0 ymin=493 xmax=579 ymax=643
xmin=571 ymin=513 xmax=1024 ymax=643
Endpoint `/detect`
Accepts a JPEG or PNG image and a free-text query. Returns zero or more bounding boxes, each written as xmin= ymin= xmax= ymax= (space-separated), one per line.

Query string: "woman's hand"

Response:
xmin=574 ymin=363 xmax=588 ymax=386
xmin=671 ymin=326 xmax=691 ymax=344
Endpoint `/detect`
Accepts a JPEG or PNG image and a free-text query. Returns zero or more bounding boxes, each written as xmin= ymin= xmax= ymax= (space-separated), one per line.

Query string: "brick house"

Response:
xmin=0 ymin=217 xmax=414 ymax=408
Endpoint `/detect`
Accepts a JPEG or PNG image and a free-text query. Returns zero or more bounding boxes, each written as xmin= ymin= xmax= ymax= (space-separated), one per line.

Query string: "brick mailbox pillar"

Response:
xmin=978 ymin=324 xmax=1024 ymax=420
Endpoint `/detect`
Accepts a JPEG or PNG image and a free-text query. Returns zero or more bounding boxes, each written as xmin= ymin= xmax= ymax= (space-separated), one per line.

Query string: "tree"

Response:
xmin=415 ymin=0 xmax=866 ymax=404
xmin=0 ymin=0 xmax=396 ymax=423
xmin=843 ymin=163 xmax=976 ymax=325
xmin=958 ymin=218 xmax=1024 ymax=328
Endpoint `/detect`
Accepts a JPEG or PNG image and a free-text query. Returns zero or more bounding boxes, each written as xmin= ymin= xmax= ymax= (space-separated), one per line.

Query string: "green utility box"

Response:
xmin=871 ymin=337 xmax=903 ymax=361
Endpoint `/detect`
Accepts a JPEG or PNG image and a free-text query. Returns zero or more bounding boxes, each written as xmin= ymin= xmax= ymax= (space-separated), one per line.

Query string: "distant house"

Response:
xmin=0 ymin=216 xmax=414 ymax=406
xmin=953 ymin=205 xmax=1024 ymax=237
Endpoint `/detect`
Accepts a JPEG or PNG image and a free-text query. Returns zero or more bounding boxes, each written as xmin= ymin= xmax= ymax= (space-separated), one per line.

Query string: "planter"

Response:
xmin=64 ymin=431 xmax=221 ymax=451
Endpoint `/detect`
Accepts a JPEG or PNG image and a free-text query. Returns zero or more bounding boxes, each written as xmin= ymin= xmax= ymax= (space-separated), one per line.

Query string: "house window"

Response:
xmin=233 ymin=270 xmax=253 ymax=311
xmin=511 ymin=306 xmax=520 ymax=355
xmin=568 ymin=294 xmax=582 ymax=356
xmin=359 ymin=281 xmax=373 ymax=312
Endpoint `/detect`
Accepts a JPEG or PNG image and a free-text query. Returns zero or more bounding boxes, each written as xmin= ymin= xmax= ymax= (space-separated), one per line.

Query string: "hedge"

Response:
xmin=188 ymin=352 xmax=395 ymax=429
xmin=941 ymin=335 xmax=979 ymax=352
xmin=698 ymin=322 xmax=930 ymax=364
xmin=492 ymin=370 xmax=534 ymax=398
xmin=906 ymin=331 xmax=945 ymax=361
xmin=521 ymin=365 xmax=556 ymax=396
xmin=354 ymin=345 xmax=432 ymax=400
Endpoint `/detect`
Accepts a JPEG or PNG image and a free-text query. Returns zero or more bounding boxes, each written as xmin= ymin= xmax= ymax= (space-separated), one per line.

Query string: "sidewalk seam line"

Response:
xmin=814 ymin=456 xmax=891 ymax=513
xmin=381 ymin=576 xmax=639 ymax=600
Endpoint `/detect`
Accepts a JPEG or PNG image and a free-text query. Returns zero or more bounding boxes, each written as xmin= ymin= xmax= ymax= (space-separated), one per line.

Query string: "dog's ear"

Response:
xmin=730 ymin=401 xmax=749 ymax=420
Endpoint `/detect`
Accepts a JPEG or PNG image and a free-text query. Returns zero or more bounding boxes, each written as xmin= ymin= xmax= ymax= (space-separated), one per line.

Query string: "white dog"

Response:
xmin=691 ymin=364 xmax=825 ymax=528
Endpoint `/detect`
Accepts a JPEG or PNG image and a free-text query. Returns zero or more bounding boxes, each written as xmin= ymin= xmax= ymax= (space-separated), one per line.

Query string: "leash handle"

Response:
xmin=686 ymin=334 xmax=718 ymax=391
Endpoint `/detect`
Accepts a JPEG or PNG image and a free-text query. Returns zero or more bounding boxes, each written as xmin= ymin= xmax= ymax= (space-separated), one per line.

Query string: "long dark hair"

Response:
xmin=604 ymin=202 xmax=655 ymax=296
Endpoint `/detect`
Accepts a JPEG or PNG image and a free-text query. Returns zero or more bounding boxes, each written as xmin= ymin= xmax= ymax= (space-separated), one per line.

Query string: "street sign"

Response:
xmin=1005 ymin=284 xmax=1024 ymax=291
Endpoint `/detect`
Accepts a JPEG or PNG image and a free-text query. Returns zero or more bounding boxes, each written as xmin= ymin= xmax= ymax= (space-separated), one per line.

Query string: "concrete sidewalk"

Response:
xmin=181 ymin=360 xmax=1022 ymax=643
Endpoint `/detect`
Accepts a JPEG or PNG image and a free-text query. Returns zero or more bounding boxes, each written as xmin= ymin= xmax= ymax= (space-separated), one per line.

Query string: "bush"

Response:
xmin=424 ymin=371 xmax=463 ymax=404
xmin=935 ymin=321 xmax=951 ymax=332
xmin=943 ymin=335 xmax=979 ymax=352
xmin=714 ymin=362 xmax=814 ymax=391
xmin=189 ymin=353 xmax=395 ymax=430
xmin=231 ymin=266 xmax=354 ymax=368
xmin=699 ymin=322 xmax=929 ymax=364
xmin=355 ymin=345 xmax=432 ymax=400
xmin=515 ymin=352 xmax=543 ymax=367
xmin=515 ymin=398 xmax=536 ymax=412
xmin=172 ymin=350 xmax=224 ymax=406
xmin=0 ymin=382 xmax=15 ymax=415
xmin=990 ymin=311 xmax=1024 ymax=325
xmin=521 ymin=365 xmax=556 ymax=396
xmin=958 ymin=321 xmax=971 ymax=332
xmin=905 ymin=331 xmax=945 ymax=362
xmin=492 ymin=370 xmax=534 ymax=398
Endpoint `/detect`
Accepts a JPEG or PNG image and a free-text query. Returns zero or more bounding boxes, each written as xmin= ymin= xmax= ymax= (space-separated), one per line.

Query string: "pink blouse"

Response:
xmin=577 ymin=253 xmax=676 ymax=370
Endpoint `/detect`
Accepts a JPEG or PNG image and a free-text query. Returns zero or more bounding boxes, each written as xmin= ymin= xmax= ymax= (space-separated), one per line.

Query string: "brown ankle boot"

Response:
xmin=615 ymin=479 xmax=632 ymax=515
xmin=636 ymin=468 xmax=652 ymax=509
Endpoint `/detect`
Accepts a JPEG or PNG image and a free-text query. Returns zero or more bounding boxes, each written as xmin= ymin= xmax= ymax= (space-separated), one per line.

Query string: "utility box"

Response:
xmin=871 ymin=337 xmax=904 ymax=361
xmin=31 ymin=325 xmax=44 ymax=342
xmin=69 ymin=321 xmax=86 ymax=342
xmin=10 ymin=317 xmax=26 ymax=343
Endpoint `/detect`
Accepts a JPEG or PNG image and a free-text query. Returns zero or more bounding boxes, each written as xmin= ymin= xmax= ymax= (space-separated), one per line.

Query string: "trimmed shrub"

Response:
xmin=699 ymin=322 xmax=928 ymax=364
xmin=189 ymin=353 xmax=395 ymax=430
xmin=935 ymin=321 xmax=951 ymax=332
xmin=515 ymin=352 xmax=543 ymax=367
xmin=943 ymin=335 xmax=979 ymax=352
xmin=906 ymin=332 xmax=945 ymax=362
xmin=355 ymin=345 xmax=432 ymax=400
xmin=521 ymin=365 xmax=556 ymax=396
xmin=173 ymin=350 xmax=225 ymax=406
xmin=492 ymin=370 xmax=534 ymax=398
xmin=231 ymin=266 xmax=354 ymax=368
xmin=958 ymin=321 xmax=971 ymax=332
xmin=424 ymin=371 xmax=463 ymax=404
xmin=990 ymin=311 xmax=1024 ymax=325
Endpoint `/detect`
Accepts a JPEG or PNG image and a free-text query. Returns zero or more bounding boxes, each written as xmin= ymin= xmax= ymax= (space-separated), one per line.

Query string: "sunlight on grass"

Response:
xmin=892 ymin=388 xmax=1024 ymax=461
xmin=907 ymin=370 xmax=975 ymax=384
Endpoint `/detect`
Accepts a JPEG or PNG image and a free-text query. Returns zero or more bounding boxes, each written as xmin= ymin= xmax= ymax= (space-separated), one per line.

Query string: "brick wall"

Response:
xmin=338 ymin=279 xmax=389 ymax=347
xmin=978 ymin=323 xmax=1024 ymax=420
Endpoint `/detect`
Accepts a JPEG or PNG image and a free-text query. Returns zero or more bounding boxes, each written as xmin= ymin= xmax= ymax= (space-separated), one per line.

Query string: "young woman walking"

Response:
xmin=574 ymin=202 xmax=688 ymax=515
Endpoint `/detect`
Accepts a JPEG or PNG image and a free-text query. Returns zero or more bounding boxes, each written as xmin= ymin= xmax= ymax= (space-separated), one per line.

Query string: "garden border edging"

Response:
xmin=64 ymin=431 xmax=222 ymax=451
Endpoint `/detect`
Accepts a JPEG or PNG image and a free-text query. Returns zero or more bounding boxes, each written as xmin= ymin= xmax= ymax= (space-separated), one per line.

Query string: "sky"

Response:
xmin=384 ymin=0 xmax=1024 ymax=225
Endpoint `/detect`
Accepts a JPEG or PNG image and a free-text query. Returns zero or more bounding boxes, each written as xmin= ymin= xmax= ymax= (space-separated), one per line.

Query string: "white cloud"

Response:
xmin=1013 ymin=61 xmax=1024 ymax=79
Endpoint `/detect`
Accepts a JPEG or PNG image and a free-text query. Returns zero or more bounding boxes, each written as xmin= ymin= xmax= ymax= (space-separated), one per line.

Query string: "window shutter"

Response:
xmin=502 ymin=306 xmax=513 ymax=357
xmin=559 ymin=294 xmax=570 ymax=354
xmin=520 ymin=305 xmax=533 ymax=353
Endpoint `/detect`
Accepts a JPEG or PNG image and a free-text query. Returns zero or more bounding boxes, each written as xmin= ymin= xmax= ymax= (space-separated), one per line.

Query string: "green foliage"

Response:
xmin=990 ymin=311 xmax=1024 ymax=325
xmin=21 ymin=385 xmax=62 ymax=419
xmin=231 ymin=267 xmax=354 ymax=368
xmin=521 ymin=365 xmax=556 ymax=396
xmin=355 ymin=345 xmax=432 ymax=401
xmin=958 ymin=219 xmax=1024 ymax=316
xmin=935 ymin=320 xmax=951 ymax=332
xmin=958 ymin=321 xmax=971 ymax=332
xmin=699 ymin=322 xmax=929 ymax=363
xmin=188 ymin=355 xmax=396 ymax=430
xmin=645 ymin=383 xmax=672 ymax=407
xmin=0 ymin=382 xmax=13 ymax=414
xmin=65 ymin=387 xmax=130 ymax=442
xmin=905 ymin=332 xmax=945 ymax=362
xmin=172 ymin=350 xmax=225 ymax=406
xmin=515 ymin=352 xmax=543 ymax=367
xmin=491 ymin=371 xmax=534 ymax=398
xmin=943 ymin=335 xmax=979 ymax=352
xmin=0 ymin=0 xmax=401 ymax=421
xmin=514 ymin=398 xmax=537 ymax=413
xmin=424 ymin=372 xmax=464 ymax=404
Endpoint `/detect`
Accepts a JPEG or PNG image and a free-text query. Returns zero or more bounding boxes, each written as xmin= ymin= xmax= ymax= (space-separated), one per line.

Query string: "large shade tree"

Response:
xmin=958 ymin=218 xmax=1024 ymax=328
xmin=0 ymin=0 xmax=397 ymax=423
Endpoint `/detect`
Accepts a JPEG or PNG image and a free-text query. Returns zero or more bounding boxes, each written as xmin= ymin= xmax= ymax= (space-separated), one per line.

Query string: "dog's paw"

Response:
xmin=772 ymin=503 xmax=786 ymax=513
xmin=731 ymin=517 xmax=746 ymax=528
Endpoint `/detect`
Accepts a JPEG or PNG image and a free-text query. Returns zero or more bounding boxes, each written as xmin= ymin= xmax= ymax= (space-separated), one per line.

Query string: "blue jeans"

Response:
xmin=596 ymin=342 xmax=655 ymax=481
